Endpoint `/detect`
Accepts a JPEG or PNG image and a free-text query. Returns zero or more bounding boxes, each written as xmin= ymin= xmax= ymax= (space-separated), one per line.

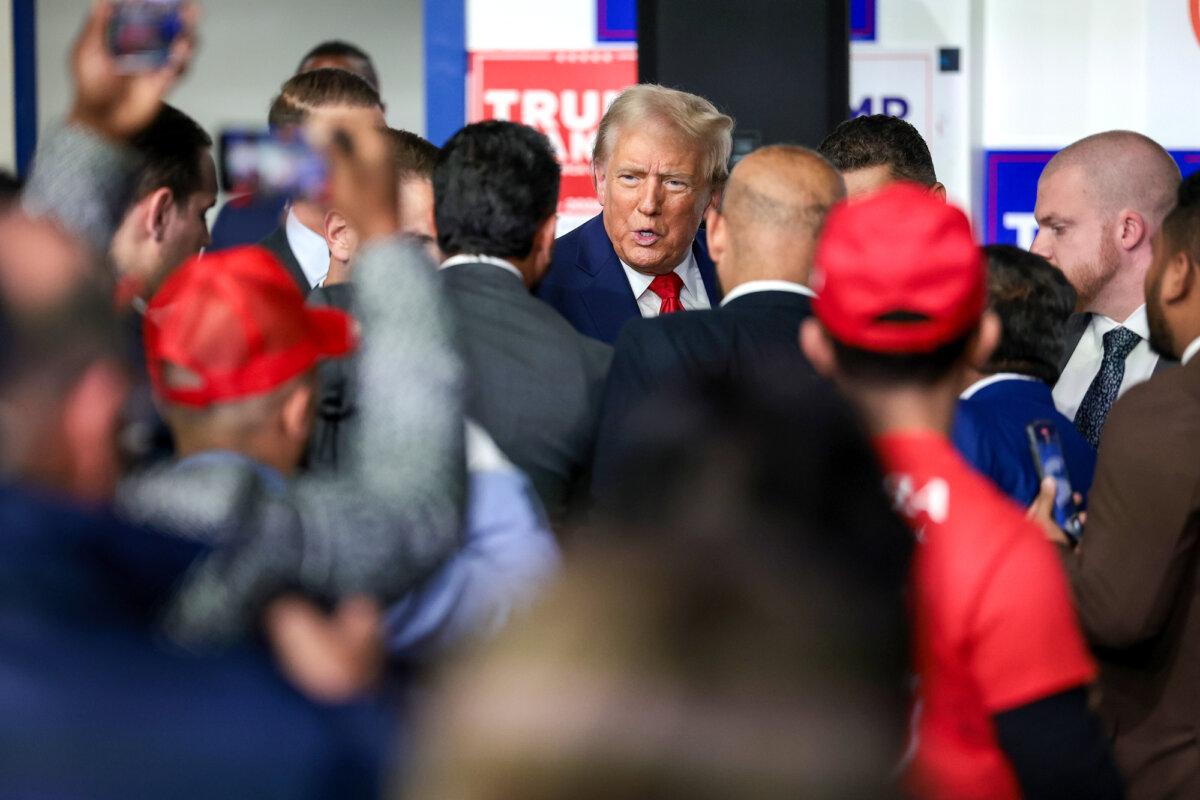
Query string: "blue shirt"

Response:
xmin=953 ymin=375 xmax=1097 ymax=508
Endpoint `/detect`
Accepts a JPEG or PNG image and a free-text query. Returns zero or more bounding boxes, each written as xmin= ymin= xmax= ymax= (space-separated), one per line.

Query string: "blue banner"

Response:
xmin=983 ymin=150 xmax=1200 ymax=247
xmin=851 ymin=0 xmax=876 ymax=42
xmin=598 ymin=0 xmax=636 ymax=42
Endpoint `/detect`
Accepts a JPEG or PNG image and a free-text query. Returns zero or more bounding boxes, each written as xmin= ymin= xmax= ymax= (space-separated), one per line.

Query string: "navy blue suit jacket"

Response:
xmin=0 ymin=483 xmax=389 ymax=799
xmin=592 ymin=289 xmax=819 ymax=499
xmin=535 ymin=213 xmax=722 ymax=344
xmin=953 ymin=377 xmax=1097 ymax=508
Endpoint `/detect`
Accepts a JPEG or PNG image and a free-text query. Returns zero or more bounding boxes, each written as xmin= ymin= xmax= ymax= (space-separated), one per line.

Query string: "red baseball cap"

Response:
xmin=811 ymin=182 xmax=985 ymax=353
xmin=144 ymin=246 xmax=356 ymax=407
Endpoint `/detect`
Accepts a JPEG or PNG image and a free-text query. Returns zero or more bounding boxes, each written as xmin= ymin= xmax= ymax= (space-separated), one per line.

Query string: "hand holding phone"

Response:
xmin=220 ymin=129 xmax=328 ymax=200
xmin=1026 ymin=420 xmax=1084 ymax=542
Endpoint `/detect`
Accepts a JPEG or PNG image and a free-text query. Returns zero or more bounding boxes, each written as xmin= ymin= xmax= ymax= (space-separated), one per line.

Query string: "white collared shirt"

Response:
xmin=720 ymin=279 xmax=815 ymax=307
xmin=960 ymin=372 xmax=1040 ymax=401
xmin=1181 ymin=336 xmax=1200 ymax=366
xmin=439 ymin=254 xmax=524 ymax=282
xmin=621 ymin=250 xmax=711 ymax=318
xmin=285 ymin=208 xmax=331 ymax=289
xmin=1052 ymin=305 xmax=1159 ymax=421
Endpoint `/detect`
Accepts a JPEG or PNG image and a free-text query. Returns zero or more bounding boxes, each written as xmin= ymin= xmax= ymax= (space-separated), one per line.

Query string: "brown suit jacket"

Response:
xmin=1063 ymin=355 xmax=1200 ymax=799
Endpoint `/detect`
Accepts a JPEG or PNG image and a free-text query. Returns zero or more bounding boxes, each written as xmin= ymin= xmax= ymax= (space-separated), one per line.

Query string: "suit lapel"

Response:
xmin=576 ymin=217 xmax=640 ymax=342
xmin=1059 ymin=313 xmax=1091 ymax=371
xmin=258 ymin=226 xmax=311 ymax=295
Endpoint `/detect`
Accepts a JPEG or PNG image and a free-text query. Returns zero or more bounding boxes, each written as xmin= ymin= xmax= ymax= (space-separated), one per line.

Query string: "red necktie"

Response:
xmin=648 ymin=273 xmax=685 ymax=315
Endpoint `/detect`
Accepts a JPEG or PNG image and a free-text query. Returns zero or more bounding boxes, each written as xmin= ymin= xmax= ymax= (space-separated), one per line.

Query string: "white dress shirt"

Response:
xmin=285 ymin=208 xmax=331 ymax=289
xmin=1181 ymin=336 xmax=1200 ymax=366
xmin=720 ymin=279 xmax=815 ymax=307
xmin=439 ymin=254 xmax=524 ymax=282
xmin=1052 ymin=305 xmax=1158 ymax=421
xmin=621 ymin=250 xmax=711 ymax=318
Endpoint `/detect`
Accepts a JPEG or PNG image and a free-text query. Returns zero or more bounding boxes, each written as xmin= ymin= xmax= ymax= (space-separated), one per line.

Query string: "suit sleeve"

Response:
xmin=1063 ymin=382 xmax=1200 ymax=649
xmin=590 ymin=320 xmax=671 ymax=502
xmin=293 ymin=239 xmax=466 ymax=600
xmin=22 ymin=123 xmax=140 ymax=256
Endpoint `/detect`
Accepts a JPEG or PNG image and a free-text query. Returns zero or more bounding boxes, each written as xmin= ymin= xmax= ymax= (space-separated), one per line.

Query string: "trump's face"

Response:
xmin=595 ymin=119 xmax=713 ymax=276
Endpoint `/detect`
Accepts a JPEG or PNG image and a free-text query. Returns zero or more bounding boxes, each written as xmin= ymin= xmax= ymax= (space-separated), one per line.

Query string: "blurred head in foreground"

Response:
xmin=404 ymin=374 xmax=912 ymax=800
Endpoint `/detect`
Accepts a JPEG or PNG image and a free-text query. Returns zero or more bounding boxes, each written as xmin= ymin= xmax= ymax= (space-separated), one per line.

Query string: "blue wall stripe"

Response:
xmin=12 ymin=0 xmax=36 ymax=177
xmin=424 ymin=0 xmax=466 ymax=147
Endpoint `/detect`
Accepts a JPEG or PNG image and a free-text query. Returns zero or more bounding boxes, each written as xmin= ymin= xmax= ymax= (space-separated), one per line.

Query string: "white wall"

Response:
xmin=0 ymin=0 xmax=14 ymax=171
xmin=35 ymin=0 xmax=425 ymax=140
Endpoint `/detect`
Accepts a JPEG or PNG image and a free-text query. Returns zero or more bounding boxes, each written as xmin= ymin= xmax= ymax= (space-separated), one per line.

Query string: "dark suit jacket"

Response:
xmin=1061 ymin=356 xmax=1200 ymax=799
xmin=1058 ymin=312 xmax=1175 ymax=376
xmin=591 ymin=288 xmax=818 ymax=498
xmin=209 ymin=194 xmax=286 ymax=253
xmin=441 ymin=261 xmax=612 ymax=527
xmin=535 ymin=213 xmax=722 ymax=344
xmin=259 ymin=225 xmax=312 ymax=295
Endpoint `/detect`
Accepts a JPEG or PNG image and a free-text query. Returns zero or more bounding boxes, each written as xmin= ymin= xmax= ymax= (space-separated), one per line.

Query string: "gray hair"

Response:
xmin=593 ymin=84 xmax=734 ymax=188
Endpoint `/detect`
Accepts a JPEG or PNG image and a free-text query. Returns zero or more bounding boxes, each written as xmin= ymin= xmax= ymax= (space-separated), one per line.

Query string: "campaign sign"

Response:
xmin=983 ymin=150 xmax=1200 ymax=247
xmin=852 ymin=0 xmax=877 ymax=42
xmin=468 ymin=49 xmax=638 ymax=233
xmin=597 ymin=0 xmax=636 ymax=42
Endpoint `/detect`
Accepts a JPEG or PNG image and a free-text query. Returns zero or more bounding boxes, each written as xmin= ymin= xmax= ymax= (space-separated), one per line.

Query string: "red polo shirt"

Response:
xmin=876 ymin=430 xmax=1095 ymax=799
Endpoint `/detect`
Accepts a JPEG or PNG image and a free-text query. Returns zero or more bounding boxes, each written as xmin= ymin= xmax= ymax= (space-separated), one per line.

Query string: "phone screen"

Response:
xmin=219 ymin=130 xmax=328 ymax=200
xmin=107 ymin=0 xmax=184 ymax=72
xmin=1026 ymin=420 xmax=1083 ymax=542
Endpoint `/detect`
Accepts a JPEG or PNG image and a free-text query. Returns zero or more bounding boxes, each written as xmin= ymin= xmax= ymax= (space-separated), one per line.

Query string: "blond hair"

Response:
xmin=593 ymin=84 xmax=734 ymax=188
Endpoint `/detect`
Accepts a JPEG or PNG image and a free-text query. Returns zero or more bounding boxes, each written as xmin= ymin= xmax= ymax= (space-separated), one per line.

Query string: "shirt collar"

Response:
xmin=1092 ymin=304 xmax=1150 ymax=340
xmin=1182 ymin=336 xmax=1200 ymax=366
xmin=174 ymin=449 xmax=288 ymax=496
xmin=720 ymin=280 xmax=814 ymax=307
xmin=285 ymin=208 xmax=330 ymax=288
xmin=439 ymin=254 xmax=524 ymax=282
xmin=959 ymin=372 xmax=1040 ymax=400
xmin=620 ymin=249 xmax=702 ymax=300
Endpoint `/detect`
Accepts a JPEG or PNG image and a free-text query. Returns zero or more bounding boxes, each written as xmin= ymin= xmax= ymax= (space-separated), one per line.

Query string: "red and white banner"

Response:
xmin=468 ymin=48 xmax=638 ymax=233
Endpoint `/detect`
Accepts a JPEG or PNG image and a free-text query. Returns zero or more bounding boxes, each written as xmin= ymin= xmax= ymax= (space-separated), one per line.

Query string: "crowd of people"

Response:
xmin=2 ymin=3 xmax=1199 ymax=799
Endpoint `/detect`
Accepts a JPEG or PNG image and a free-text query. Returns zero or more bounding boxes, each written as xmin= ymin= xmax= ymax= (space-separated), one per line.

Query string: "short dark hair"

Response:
xmin=296 ymin=40 xmax=379 ymax=90
xmin=128 ymin=104 xmax=213 ymax=203
xmin=433 ymin=121 xmax=560 ymax=259
xmin=832 ymin=334 xmax=972 ymax=388
xmin=980 ymin=244 xmax=1076 ymax=384
xmin=1160 ymin=171 xmax=1200 ymax=265
xmin=818 ymin=114 xmax=937 ymax=186
xmin=388 ymin=128 xmax=438 ymax=183
xmin=267 ymin=68 xmax=382 ymax=131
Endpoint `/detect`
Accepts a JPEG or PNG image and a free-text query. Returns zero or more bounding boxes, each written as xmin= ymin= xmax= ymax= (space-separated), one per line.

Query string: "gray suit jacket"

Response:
xmin=1061 ymin=356 xmax=1200 ymax=798
xmin=441 ymin=261 xmax=611 ymax=527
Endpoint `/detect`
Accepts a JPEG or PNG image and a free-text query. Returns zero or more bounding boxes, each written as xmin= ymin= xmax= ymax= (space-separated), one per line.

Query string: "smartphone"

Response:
xmin=1026 ymin=420 xmax=1084 ymax=542
xmin=107 ymin=0 xmax=184 ymax=72
xmin=219 ymin=129 xmax=328 ymax=200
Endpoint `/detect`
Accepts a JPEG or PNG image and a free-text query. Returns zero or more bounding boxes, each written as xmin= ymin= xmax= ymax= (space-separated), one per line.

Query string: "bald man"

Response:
xmin=1032 ymin=131 xmax=1181 ymax=446
xmin=591 ymin=145 xmax=845 ymax=499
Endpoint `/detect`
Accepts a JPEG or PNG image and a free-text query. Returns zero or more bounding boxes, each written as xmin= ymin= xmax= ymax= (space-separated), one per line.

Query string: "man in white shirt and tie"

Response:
xmin=1031 ymin=130 xmax=1181 ymax=447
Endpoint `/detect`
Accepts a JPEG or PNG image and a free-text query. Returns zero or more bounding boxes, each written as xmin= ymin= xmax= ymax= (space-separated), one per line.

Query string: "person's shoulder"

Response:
xmin=1106 ymin=360 xmax=1200 ymax=445
xmin=545 ymin=215 xmax=604 ymax=273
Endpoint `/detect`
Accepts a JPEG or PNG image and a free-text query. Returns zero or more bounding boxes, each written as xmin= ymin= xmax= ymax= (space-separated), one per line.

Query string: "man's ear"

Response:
xmin=800 ymin=318 xmax=837 ymax=378
xmin=1117 ymin=209 xmax=1148 ymax=252
xmin=528 ymin=214 xmax=558 ymax=285
xmin=592 ymin=160 xmax=607 ymax=205
xmin=705 ymin=205 xmax=727 ymax=264
xmin=281 ymin=377 xmax=317 ymax=446
xmin=969 ymin=310 xmax=1002 ymax=369
xmin=1160 ymin=251 xmax=1196 ymax=305
xmin=930 ymin=182 xmax=948 ymax=202
xmin=324 ymin=210 xmax=355 ymax=263
xmin=144 ymin=187 xmax=174 ymax=242
xmin=60 ymin=360 xmax=127 ymax=504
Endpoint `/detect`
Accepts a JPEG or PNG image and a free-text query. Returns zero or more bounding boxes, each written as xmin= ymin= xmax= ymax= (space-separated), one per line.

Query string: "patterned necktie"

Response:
xmin=648 ymin=273 xmax=685 ymax=315
xmin=1074 ymin=326 xmax=1141 ymax=447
